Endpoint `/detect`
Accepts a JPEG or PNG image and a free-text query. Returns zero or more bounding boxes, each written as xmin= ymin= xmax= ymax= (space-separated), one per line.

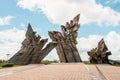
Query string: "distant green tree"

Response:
xmin=40 ymin=60 xmax=58 ymax=65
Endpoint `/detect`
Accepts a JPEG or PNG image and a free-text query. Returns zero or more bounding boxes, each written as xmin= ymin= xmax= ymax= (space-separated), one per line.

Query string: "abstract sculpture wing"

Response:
xmin=87 ymin=38 xmax=111 ymax=64
xmin=49 ymin=14 xmax=82 ymax=62
xmin=9 ymin=24 xmax=57 ymax=65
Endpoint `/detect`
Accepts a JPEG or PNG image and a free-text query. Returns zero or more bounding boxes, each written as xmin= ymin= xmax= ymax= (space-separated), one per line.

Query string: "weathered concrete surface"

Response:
xmin=0 ymin=63 xmax=120 ymax=80
xmin=9 ymin=24 xmax=57 ymax=64
xmin=88 ymin=38 xmax=111 ymax=64
xmin=49 ymin=14 xmax=82 ymax=62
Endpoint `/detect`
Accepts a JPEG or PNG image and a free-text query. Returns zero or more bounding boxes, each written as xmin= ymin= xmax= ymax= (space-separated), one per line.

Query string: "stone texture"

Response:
xmin=49 ymin=14 xmax=82 ymax=62
xmin=87 ymin=38 xmax=111 ymax=64
xmin=9 ymin=24 xmax=57 ymax=65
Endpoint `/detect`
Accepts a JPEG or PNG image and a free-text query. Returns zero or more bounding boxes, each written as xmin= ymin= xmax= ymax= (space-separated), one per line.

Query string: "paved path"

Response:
xmin=97 ymin=65 xmax=120 ymax=80
xmin=0 ymin=63 xmax=120 ymax=80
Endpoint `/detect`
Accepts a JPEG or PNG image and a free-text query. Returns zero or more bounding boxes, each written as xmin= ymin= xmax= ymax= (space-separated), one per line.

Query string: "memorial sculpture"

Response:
xmin=87 ymin=38 xmax=112 ymax=64
xmin=49 ymin=14 xmax=82 ymax=62
xmin=9 ymin=24 xmax=57 ymax=64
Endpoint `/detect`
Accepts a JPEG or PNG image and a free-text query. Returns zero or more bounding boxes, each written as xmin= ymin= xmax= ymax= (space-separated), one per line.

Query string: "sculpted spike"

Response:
xmin=9 ymin=24 xmax=57 ymax=65
xmin=87 ymin=38 xmax=112 ymax=64
xmin=49 ymin=14 xmax=82 ymax=62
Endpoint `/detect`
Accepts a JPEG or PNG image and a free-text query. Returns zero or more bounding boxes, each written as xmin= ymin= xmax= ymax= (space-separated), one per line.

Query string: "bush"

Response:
xmin=83 ymin=61 xmax=90 ymax=64
xmin=53 ymin=60 xmax=58 ymax=63
xmin=2 ymin=63 xmax=14 ymax=67
xmin=0 ymin=60 xmax=8 ymax=64
xmin=40 ymin=60 xmax=58 ymax=65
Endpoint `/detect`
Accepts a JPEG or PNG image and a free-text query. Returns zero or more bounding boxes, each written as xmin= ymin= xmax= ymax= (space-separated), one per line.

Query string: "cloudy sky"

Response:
xmin=0 ymin=0 xmax=120 ymax=61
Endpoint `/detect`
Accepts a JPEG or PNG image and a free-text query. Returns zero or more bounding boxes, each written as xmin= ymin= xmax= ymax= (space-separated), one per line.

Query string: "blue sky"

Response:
xmin=0 ymin=0 xmax=120 ymax=61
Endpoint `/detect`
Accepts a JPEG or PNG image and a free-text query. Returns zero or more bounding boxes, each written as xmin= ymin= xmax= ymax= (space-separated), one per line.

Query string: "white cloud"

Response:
xmin=0 ymin=27 xmax=25 ymax=43
xmin=0 ymin=28 xmax=25 ymax=60
xmin=77 ymin=35 xmax=103 ymax=51
xmin=105 ymin=31 xmax=120 ymax=60
xmin=0 ymin=16 xmax=13 ymax=26
xmin=17 ymin=0 xmax=120 ymax=26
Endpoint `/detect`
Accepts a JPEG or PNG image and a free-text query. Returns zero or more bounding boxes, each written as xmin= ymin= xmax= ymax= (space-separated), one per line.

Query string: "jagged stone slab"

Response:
xmin=9 ymin=24 xmax=57 ymax=65
xmin=49 ymin=14 xmax=82 ymax=62
xmin=87 ymin=38 xmax=112 ymax=64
